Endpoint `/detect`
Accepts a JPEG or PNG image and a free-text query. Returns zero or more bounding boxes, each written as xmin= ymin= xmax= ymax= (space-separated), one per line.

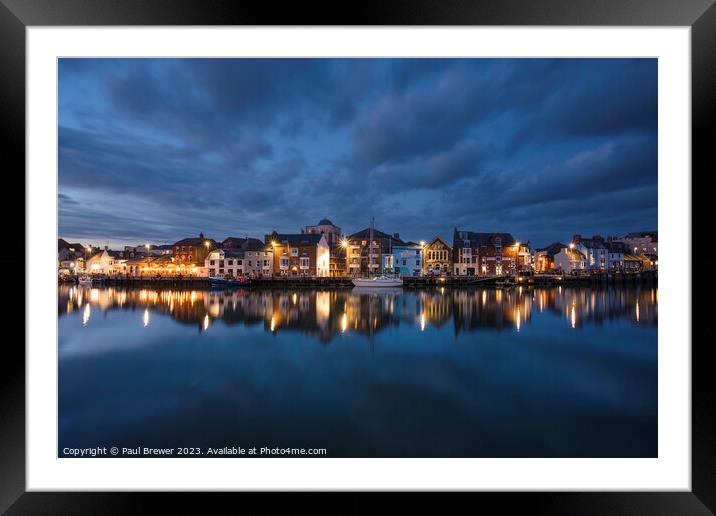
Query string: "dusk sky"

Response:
xmin=58 ymin=58 xmax=657 ymax=249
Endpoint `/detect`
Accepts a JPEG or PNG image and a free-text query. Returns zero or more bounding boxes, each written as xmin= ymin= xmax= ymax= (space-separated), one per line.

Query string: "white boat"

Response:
xmin=351 ymin=218 xmax=404 ymax=288
xmin=77 ymin=276 xmax=93 ymax=286
xmin=352 ymin=276 xmax=403 ymax=287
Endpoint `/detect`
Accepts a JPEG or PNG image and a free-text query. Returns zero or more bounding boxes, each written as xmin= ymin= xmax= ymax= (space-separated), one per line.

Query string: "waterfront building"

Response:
xmin=616 ymin=231 xmax=658 ymax=257
xmin=205 ymin=249 xmax=246 ymax=278
xmin=126 ymin=254 xmax=194 ymax=276
xmin=85 ymin=248 xmax=126 ymax=275
xmin=606 ymin=240 xmax=629 ymax=271
xmin=572 ymin=234 xmax=607 ymax=271
xmin=533 ymin=242 xmax=567 ymax=272
xmin=172 ymin=233 xmax=217 ymax=274
xmin=265 ymin=231 xmax=330 ymax=277
xmin=147 ymin=254 xmax=173 ymax=274
xmin=624 ymin=254 xmax=643 ymax=272
xmin=452 ymin=230 xmax=528 ymax=276
xmin=391 ymin=242 xmax=423 ymax=277
xmin=553 ymin=246 xmax=586 ymax=273
xmin=424 ymin=236 xmax=452 ymax=276
xmin=345 ymin=227 xmax=405 ymax=276
xmin=125 ymin=255 xmax=153 ymax=275
xmin=344 ymin=239 xmax=363 ymax=276
xmin=305 ymin=218 xmax=342 ymax=246
xmin=638 ymin=252 xmax=658 ymax=271
xmin=329 ymin=242 xmax=347 ymax=277
xmin=243 ymin=241 xmax=274 ymax=277
xmin=58 ymin=256 xmax=85 ymax=275
xmin=58 ymin=239 xmax=87 ymax=275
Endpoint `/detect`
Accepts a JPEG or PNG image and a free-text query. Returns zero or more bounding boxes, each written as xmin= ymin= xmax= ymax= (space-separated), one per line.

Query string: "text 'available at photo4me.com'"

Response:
xmin=61 ymin=446 xmax=329 ymax=457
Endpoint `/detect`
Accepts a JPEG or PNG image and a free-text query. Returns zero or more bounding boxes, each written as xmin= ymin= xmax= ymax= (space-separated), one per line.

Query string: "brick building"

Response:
xmin=265 ymin=231 xmax=330 ymax=277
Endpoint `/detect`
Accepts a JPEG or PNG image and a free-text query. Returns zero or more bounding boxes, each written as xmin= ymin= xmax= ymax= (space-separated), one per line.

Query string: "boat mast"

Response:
xmin=369 ymin=217 xmax=375 ymax=277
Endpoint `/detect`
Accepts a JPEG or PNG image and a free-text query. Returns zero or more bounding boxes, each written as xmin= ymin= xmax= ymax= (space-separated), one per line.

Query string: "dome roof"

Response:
xmin=317 ymin=218 xmax=334 ymax=226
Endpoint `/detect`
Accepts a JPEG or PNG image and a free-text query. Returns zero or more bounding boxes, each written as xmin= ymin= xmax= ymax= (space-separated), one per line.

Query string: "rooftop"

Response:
xmin=265 ymin=232 xmax=324 ymax=245
xmin=453 ymin=230 xmax=516 ymax=248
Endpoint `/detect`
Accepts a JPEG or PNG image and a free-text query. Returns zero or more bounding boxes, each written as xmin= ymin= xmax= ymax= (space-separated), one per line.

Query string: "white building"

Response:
xmin=572 ymin=235 xmax=607 ymax=271
xmin=554 ymin=247 xmax=586 ymax=273
xmin=86 ymin=249 xmax=126 ymax=275
xmin=205 ymin=249 xmax=244 ymax=278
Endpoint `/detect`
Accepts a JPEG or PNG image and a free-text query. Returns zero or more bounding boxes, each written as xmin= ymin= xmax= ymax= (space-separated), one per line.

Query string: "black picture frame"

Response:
xmin=1 ymin=0 xmax=708 ymax=512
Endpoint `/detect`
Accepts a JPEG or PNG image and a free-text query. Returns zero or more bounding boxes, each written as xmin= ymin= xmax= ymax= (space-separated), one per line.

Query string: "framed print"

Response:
xmin=2 ymin=0 xmax=710 ymax=512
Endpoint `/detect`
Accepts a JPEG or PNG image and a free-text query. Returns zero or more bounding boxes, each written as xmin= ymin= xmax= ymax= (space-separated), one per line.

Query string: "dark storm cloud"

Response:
xmin=58 ymin=58 xmax=657 ymax=248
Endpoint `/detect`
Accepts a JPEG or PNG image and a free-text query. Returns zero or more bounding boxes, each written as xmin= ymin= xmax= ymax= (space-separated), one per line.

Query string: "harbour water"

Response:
xmin=58 ymin=284 xmax=657 ymax=457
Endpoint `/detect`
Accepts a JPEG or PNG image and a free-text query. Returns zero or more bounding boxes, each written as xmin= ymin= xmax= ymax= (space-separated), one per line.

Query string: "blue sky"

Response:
xmin=58 ymin=58 xmax=657 ymax=249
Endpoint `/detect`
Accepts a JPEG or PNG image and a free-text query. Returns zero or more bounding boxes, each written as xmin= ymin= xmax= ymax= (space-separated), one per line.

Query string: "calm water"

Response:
xmin=58 ymin=284 xmax=657 ymax=457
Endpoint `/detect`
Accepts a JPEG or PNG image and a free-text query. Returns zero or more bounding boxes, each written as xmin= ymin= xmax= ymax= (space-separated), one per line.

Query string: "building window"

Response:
xmin=291 ymin=248 xmax=298 ymax=257
xmin=300 ymin=257 xmax=310 ymax=269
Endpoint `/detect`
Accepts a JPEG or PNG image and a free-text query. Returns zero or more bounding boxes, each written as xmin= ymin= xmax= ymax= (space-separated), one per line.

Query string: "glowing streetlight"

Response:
xmin=419 ymin=240 xmax=426 ymax=247
xmin=204 ymin=241 xmax=210 ymax=249
xmin=569 ymin=243 xmax=575 ymax=250
xmin=341 ymin=239 xmax=349 ymax=248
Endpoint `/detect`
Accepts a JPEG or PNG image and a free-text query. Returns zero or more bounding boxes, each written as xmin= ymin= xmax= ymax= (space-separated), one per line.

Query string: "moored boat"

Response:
xmin=350 ymin=218 xmax=404 ymax=288
xmin=351 ymin=276 xmax=403 ymax=287
xmin=209 ymin=275 xmax=250 ymax=288
xmin=78 ymin=275 xmax=93 ymax=286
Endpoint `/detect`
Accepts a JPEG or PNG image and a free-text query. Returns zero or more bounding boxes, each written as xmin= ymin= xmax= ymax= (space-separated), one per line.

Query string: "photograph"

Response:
xmin=56 ymin=57 xmax=659 ymax=459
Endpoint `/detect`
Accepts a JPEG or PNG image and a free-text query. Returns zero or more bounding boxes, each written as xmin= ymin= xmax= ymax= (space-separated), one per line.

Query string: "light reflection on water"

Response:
xmin=58 ymin=284 xmax=657 ymax=458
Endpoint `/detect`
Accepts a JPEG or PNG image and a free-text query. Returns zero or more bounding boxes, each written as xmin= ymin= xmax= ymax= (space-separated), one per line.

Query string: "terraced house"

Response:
xmin=423 ymin=236 xmax=452 ymax=276
xmin=345 ymin=227 xmax=405 ymax=276
xmin=572 ymin=235 xmax=607 ymax=271
xmin=265 ymin=231 xmax=330 ymax=277
xmin=452 ymin=229 xmax=530 ymax=276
